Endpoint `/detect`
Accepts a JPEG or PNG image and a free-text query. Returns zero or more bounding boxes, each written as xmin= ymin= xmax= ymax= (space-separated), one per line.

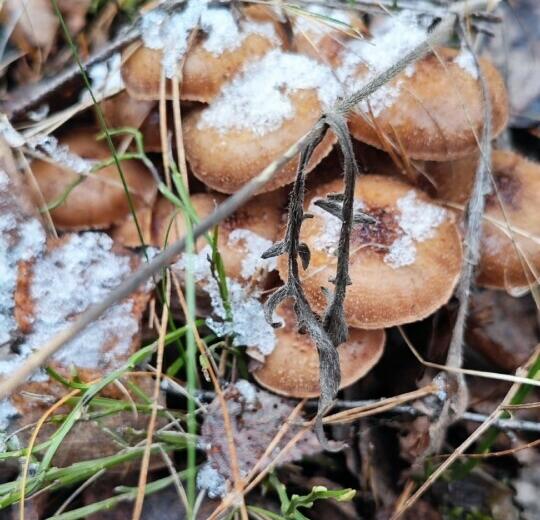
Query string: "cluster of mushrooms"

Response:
xmin=2 ymin=1 xmax=540 ymax=452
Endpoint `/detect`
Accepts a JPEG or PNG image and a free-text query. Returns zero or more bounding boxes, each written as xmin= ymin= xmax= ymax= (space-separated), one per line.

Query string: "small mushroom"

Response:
xmin=339 ymin=46 xmax=508 ymax=161
xmin=111 ymin=206 xmax=154 ymax=248
xmin=152 ymin=191 xmax=285 ymax=283
xmin=476 ymin=151 xmax=540 ymax=293
xmin=277 ymin=175 xmax=463 ymax=329
xmin=31 ymin=128 xmax=157 ymax=230
xmin=183 ymin=50 xmax=340 ymax=194
xmin=252 ymin=301 xmax=385 ymax=398
xmin=122 ymin=5 xmax=283 ymax=103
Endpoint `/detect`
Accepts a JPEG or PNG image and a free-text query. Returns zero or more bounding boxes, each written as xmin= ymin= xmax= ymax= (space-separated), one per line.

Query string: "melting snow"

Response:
xmin=336 ymin=12 xmax=427 ymax=116
xmin=175 ymin=246 xmax=276 ymax=356
xmin=384 ymin=191 xmax=447 ymax=268
xmin=227 ymin=228 xmax=277 ymax=279
xmin=81 ymin=53 xmax=124 ymax=102
xmin=198 ymin=49 xmax=343 ymax=136
xmin=141 ymin=0 xmax=278 ymax=79
xmin=454 ymin=47 xmax=479 ymax=79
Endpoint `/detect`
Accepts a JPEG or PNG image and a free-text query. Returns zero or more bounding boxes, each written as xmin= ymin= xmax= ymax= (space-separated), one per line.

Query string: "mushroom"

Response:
xmin=183 ymin=50 xmax=340 ymax=194
xmin=337 ymin=44 xmax=508 ymax=161
xmin=111 ymin=206 xmax=154 ymax=248
xmin=31 ymin=128 xmax=157 ymax=230
xmin=426 ymin=150 xmax=540 ymax=293
xmin=277 ymin=175 xmax=463 ymax=329
xmin=122 ymin=4 xmax=283 ymax=103
xmin=152 ymin=191 xmax=285 ymax=283
xmin=253 ymin=301 xmax=385 ymax=398
xmin=475 ymin=151 xmax=540 ymax=293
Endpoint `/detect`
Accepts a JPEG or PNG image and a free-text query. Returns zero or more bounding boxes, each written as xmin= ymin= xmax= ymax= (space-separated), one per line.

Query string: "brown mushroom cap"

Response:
xmin=476 ymin=151 xmax=540 ymax=293
xmin=152 ymin=191 xmax=284 ymax=282
xmin=121 ymin=8 xmax=282 ymax=103
xmin=184 ymin=89 xmax=337 ymax=194
xmin=277 ymin=175 xmax=463 ymax=329
xmin=31 ymin=128 xmax=157 ymax=230
xmin=252 ymin=301 xmax=385 ymax=398
xmin=344 ymin=47 xmax=509 ymax=161
xmin=111 ymin=206 xmax=154 ymax=248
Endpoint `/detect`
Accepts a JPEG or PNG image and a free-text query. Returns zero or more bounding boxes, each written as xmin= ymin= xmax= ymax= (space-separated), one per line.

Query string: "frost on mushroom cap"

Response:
xmin=198 ymin=49 xmax=342 ymax=136
xmin=151 ymin=192 xmax=282 ymax=283
xmin=253 ymin=301 xmax=385 ymax=398
xmin=0 ymin=170 xmax=46 ymax=348
xmin=279 ymin=175 xmax=463 ymax=329
xmin=336 ymin=12 xmax=426 ymax=117
xmin=0 ymin=232 xmax=151 ymax=431
xmin=343 ymin=45 xmax=509 ymax=161
xmin=174 ymin=246 xmax=277 ymax=357
xmin=140 ymin=0 xmax=278 ymax=79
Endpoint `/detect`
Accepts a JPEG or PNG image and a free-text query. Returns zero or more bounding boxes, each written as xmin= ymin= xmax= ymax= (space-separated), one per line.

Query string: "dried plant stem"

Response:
xmin=391 ymin=351 xmax=537 ymax=519
xmin=132 ymin=284 xmax=169 ymax=520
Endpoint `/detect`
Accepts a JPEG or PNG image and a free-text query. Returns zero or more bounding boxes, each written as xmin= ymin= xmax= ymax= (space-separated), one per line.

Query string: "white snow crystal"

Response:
xmin=197 ymin=463 xmax=227 ymax=498
xmin=81 ymin=53 xmax=124 ymax=102
xmin=175 ymin=246 xmax=276 ymax=356
xmin=0 ymin=233 xmax=142 ymax=381
xmin=198 ymin=50 xmax=343 ymax=136
xmin=28 ymin=134 xmax=96 ymax=175
xmin=141 ymin=1 xmax=277 ymax=79
xmin=336 ymin=12 xmax=427 ymax=116
xmin=384 ymin=191 xmax=447 ymax=268
xmin=294 ymin=4 xmax=352 ymax=41
xmin=234 ymin=379 xmax=258 ymax=406
xmin=454 ymin=47 xmax=479 ymax=79
xmin=0 ymin=399 xmax=18 ymax=431
xmin=227 ymin=228 xmax=276 ymax=279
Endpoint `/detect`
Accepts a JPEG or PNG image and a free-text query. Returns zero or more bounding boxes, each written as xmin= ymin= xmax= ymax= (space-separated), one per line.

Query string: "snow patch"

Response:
xmin=175 ymin=246 xmax=276 ymax=356
xmin=141 ymin=1 xmax=278 ymax=79
xmin=294 ymin=4 xmax=352 ymax=42
xmin=198 ymin=49 xmax=342 ymax=136
xmin=454 ymin=47 xmax=479 ymax=79
xmin=0 ymin=399 xmax=18 ymax=431
xmin=234 ymin=379 xmax=258 ymax=407
xmin=227 ymin=228 xmax=276 ymax=279
xmin=337 ymin=12 xmax=427 ymax=116
xmin=384 ymin=191 xmax=447 ymax=268
xmin=81 ymin=53 xmax=124 ymax=102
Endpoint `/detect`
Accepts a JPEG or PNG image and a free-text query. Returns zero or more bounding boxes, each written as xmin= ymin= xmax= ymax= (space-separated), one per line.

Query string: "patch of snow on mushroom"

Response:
xmin=81 ymin=53 xmax=124 ymax=102
xmin=0 ymin=171 xmax=46 ymax=346
xmin=384 ymin=191 xmax=447 ymax=268
xmin=0 ymin=233 xmax=142 ymax=384
xmin=175 ymin=246 xmax=276 ymax=356
xmin=337 ymin=12 xmax=426 ymax=116
xmin=0 ymin=398 xmax=18 ymax=431
xmin=197 ymin=463 xmax=227 ymax=499
xmin=454 ymin=47 xmax=479 ymax=79
xmin=198 ymin=49 xmax=343 ymax=136
xmin=141 ymin=1 xmax=277 ymax=79
xmin=227 ymin=228 xmax=276 ymax=279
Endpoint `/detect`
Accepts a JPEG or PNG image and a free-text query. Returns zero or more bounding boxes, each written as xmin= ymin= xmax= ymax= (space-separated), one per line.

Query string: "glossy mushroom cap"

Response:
xmin=183 ymin=50 xmax=340 ymax=194
xmin=342 ymin=47 xmax=508 ymax=161
xmin=252 ymin=301 xmax=385 ymax=398
xmin=152 ymin=191 xmax=284 ymax=282
xmin=277 ymin=175 xmax=463 ymax=329
xmin=476 ymin=151 xmax=540 ymax=293
xmin=122 ymin=6 xmax=282 ymax=103
xmin=31 ymin=128 xmax=157 ymax=230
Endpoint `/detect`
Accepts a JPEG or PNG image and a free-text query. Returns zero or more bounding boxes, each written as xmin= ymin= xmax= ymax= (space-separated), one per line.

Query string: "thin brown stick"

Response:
xmin=131 ymin=281 xmax=170 ymax=520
